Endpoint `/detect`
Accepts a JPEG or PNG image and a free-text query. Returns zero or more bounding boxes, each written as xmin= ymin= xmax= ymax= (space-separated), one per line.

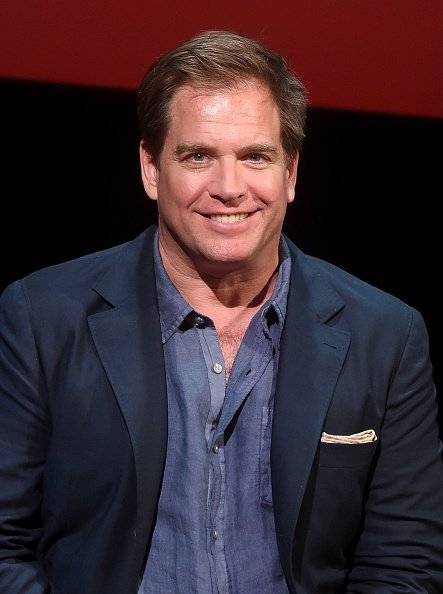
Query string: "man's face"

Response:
xmin=140 ymin=79 xmax=298 ymax=276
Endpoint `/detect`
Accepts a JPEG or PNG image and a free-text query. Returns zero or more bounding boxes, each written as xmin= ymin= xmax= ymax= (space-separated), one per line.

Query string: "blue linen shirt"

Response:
xmin=138 ymin=235 xmax=291 ymax=593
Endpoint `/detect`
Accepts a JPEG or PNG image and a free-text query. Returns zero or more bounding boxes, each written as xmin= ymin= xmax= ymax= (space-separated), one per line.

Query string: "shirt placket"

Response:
xmin=196 ymin=311 xmax=278 ymax=594
xmin=196 ymin=319 xmax=230 ymax=593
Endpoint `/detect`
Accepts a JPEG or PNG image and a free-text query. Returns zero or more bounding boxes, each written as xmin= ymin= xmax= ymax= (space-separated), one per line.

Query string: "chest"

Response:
xmin=218 ymin=318 xmax=251 ymax=380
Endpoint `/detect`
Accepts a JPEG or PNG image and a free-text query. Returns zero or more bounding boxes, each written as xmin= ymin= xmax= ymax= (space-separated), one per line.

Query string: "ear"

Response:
xmin=139 ymin=141 xmax=159 ymax=201
xmin=286 ymin=153 xmax=299 ymax=204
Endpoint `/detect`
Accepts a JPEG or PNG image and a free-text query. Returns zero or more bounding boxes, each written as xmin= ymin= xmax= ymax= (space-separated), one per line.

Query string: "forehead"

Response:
xmin=166 ymin=80 xmax=281 ymax=136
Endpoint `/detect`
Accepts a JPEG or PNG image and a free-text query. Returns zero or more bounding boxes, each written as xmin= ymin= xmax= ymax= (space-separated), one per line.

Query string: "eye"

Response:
xmin=244 ymin=153 xmax=269 ymax=166
xmin=181 ymin=151 xmax=210 ymax=168
xmin=190 ymin=152 xmax=206 ymax=162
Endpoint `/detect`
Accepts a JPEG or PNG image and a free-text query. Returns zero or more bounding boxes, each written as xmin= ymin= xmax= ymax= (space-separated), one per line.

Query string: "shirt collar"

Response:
xmin=267 ymin=235 xmax=291 ymax=326
xmin=153 ymin=232 xmax=193 ymax=344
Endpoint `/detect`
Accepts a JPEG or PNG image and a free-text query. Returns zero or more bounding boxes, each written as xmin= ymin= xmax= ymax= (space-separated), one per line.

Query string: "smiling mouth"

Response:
xmin=209 ymin=213 xmax=249 ymax=223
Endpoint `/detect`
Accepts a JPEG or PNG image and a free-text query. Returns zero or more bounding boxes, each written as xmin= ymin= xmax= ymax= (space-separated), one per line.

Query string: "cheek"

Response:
xmin=163 ymin=171 xmax=206 ymax=205
xmin=247 ymin=174 xmax=270 ymax=197
xmin=250 ymin=174 xmax=290 ymax=204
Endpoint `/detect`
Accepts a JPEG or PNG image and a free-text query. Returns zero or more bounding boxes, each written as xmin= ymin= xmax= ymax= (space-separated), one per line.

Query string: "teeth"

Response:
xmin=210 ymin=213 xmax=249 ymax=223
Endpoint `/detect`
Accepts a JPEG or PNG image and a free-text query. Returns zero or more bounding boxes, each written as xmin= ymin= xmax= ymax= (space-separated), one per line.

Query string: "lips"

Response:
xmin=209 ymin=213 xmax=249 ymax=223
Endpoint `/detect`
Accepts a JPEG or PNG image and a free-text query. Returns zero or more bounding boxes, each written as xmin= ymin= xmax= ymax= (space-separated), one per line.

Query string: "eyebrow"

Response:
xmin=174 ymin=142 xmax=279 ymax=157
xmin=174 ymin=143 xmax=211 ymax=157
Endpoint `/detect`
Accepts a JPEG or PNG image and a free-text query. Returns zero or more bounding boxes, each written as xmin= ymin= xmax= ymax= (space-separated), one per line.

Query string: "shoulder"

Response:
xmin=284 ymin=235 xmax=424 ymax=338
xmin=2 ymin=228 xmax=155 ymax=300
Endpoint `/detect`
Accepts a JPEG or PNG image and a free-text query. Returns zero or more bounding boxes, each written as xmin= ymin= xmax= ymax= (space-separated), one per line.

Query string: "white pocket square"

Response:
xmin=321 ymin=429 xmax=377 ymax=444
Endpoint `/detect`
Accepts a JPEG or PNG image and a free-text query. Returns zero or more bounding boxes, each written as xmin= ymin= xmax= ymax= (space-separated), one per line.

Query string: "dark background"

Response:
xmin=1 ymin=78 xmax=441 ymax=434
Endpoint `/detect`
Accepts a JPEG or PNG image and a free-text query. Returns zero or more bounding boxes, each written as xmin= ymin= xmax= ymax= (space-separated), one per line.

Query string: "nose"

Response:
xmin=207 ymin=158 xmax=247 ymax=204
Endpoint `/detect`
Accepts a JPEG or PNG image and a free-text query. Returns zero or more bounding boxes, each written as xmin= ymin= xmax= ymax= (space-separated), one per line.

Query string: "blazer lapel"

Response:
xmin=272 ymin=242 xmax=350 ymax=575
xmin=87 ymin=228 xmax=167 ymax=568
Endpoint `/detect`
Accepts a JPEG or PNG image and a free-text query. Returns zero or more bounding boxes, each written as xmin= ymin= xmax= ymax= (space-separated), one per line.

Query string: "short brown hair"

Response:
xmin=137 ymin=30 xmax=307 ymax=166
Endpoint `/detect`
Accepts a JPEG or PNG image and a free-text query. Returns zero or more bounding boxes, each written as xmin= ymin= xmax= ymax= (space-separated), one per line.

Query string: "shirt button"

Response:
xmin=194 ymin=316 xmax=205 ymax=327
xmin=212 ymin=362 xmax=223 ymax=374
xmin=211 ymin=528 xmax=218 ymax=540
xmin=212 ymin=442 xmax=219 ymax=454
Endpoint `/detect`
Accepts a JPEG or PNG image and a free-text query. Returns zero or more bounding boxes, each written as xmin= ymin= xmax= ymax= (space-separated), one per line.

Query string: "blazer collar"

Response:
xmin=91 ymin=227 xmax=158 ymax=308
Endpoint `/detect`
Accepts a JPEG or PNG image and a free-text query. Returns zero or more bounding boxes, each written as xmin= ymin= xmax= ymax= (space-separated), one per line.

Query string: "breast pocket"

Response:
xmin=301 ymin=439 xmax=380 ymax=554
xmin=318 ymin=439 xmax=379 ymax=469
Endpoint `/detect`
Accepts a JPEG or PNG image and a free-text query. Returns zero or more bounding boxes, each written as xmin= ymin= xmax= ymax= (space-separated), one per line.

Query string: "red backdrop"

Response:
xmin=1 ymin=0 xmax=442 ymax=118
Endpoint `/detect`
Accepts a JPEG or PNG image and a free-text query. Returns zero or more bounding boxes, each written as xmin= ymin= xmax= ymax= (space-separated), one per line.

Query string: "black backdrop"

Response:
xmin=1 ymin=78 xmax=441 ymax=433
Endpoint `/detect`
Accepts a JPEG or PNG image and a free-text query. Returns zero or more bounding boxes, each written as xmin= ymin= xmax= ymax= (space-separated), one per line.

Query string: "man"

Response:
xmin=1 ymin=30 xmax=442 ymax=594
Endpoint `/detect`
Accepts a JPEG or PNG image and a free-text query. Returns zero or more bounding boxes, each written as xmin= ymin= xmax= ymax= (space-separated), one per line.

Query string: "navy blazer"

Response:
xmin=1 ymin=226 xmax=443 ymax=593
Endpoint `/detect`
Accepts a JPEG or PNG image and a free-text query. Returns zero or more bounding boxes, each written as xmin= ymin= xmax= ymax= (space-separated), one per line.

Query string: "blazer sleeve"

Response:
xmin=0 ymin=281 xmax=51 ymax=593
xmin=346 ymin=307 xmax=443 ymax=593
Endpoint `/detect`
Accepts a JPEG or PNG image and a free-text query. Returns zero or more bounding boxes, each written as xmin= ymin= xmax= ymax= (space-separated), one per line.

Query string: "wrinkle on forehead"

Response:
xmin=175 ymin=79 xmax=275 ymax=114
xmin=173 ymin=85 xmax=277 ymax=131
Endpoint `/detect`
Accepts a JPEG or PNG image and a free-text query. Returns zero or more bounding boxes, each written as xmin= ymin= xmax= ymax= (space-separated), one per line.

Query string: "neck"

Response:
xmin=158 ymin=244 xmax=279 ymax=321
